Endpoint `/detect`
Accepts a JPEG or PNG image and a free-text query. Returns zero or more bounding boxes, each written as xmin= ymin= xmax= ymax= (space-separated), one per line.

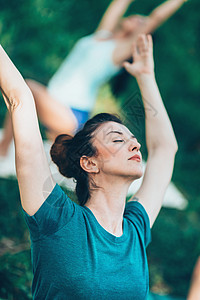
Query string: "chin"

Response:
xmin=126 ymin=170 xmax=143 ymax=181
xmin=133 ymin=169 xmax=143 ymax=179
xmin=132 ymin=173 xmax=143 ymax=180
xmin=136 ymin=172 xmax=143 ymax=179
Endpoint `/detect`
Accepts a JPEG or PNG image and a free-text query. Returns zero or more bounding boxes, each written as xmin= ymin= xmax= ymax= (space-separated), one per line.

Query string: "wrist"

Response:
xmin=135 ymin=72 xmax=156 ymax=84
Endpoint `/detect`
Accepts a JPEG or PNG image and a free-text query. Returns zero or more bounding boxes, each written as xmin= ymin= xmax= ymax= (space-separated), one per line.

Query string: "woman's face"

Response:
xmin=92 ymin=121 xmax=143 ymax=180
xmin=120 ymin=15 xmax=145 ymax=35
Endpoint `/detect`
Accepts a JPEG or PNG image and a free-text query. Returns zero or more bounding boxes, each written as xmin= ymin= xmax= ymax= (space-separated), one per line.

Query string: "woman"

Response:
xmin=0 ymin=0 xmax=186 ymax=157
xmin=0 ymin=34 xmax=178 ymax=298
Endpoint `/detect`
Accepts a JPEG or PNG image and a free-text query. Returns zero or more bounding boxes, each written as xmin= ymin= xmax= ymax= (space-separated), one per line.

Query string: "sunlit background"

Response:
xmin=0 ymin=0 xmax=200 ymax=298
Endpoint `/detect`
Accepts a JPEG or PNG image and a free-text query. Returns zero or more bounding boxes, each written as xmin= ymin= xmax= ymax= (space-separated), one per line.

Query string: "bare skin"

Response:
xmin=82 ymin=34 xmax=177 ymax=235
xmin=0 ymin=113 xmax=13 ymax=156
xmin=84 ymin=122 xmax=142 ymax=236
xmin=98 ymin=0 xmax=188 ymax=65
xmin=26 ymin=80 xmax=78 ymax=138
xmin=187 ymin=257 xmax=200 ymax=300
xmin=0 ymin=0 xmax=186 ymax=157
xmin=0 ymin=80 xmax=78 ymax=157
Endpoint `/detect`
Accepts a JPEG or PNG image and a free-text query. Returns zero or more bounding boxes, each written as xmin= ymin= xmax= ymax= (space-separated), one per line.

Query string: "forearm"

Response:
xmin=0 ymin=45 xmax=31 ymax=111
xmin=149 ymin=0 xmax=187 ymax=28
xmin=0 ymin=44 xmax=42 ymax=150
xmin=97 ymin=0 xmax=134 ymax=31
xmin=136 ymin=74 xmax=178 ymax=152
xmin=107 ymin=0 xmax=133 ymax=18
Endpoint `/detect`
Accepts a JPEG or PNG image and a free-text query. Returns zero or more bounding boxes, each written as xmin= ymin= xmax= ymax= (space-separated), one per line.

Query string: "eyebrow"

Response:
xmin=106 ymin=130 xmax=136 ymax=139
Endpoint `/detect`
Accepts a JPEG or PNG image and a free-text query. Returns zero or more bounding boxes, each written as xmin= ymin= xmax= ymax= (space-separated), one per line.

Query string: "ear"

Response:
xmin=80 ymin=156 xmax=99 ymax=174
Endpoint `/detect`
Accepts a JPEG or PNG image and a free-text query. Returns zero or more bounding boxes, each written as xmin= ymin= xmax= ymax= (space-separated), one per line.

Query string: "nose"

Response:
xmin=128 ymin=139 xmax=141 ymax=152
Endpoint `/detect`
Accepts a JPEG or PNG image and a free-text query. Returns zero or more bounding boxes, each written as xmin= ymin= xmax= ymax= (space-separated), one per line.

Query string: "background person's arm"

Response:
xmin=124 ymin=35 xmax=178 ymax=228
xmin=113 ymin=0 xmax=187 ymax=65
xmin=142 ymin=0 xmax=188 ymax=34
xmin=96 ymin=0 xmax=135 ymax=33
xmin=0 ymin=45 xmax=55 ymax=216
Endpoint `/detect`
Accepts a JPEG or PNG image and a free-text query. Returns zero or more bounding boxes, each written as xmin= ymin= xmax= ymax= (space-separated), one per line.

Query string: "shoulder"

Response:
xmin=23 ymin=184 xmax=79 ymax=240
xmin=93 ymin=29 xmax=114 ymax=41
xmin=124 ymin=200 xmax=151 ymax=247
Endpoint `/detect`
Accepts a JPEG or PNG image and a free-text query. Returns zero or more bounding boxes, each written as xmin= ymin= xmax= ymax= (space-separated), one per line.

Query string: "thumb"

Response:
xmin=123 ymin=61 xmax=132 ymax=72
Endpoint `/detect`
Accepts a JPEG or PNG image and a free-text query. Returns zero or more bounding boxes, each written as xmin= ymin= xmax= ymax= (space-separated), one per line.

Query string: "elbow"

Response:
xmin=171 ymin=137 xmax=178 ymax=154
xmin=164 ymin=141 xmax=179 ymax=155
xmin=167 ymin=141 xmax=179 ymax=156
xmin=8 ymin=87 xmax=32 ymax=112
xmin=149 ymin=139 xmax=178 ymax=156
xmin=163 ymin=135 xmax=179 ymax=154
xmin=149 ymin=10 xmax=162 ymax=22
xmin=8 ymin=95 xmax=21 ymax=112
xmin=174 ymin=141 xmax=178 ymax=153
xmin=148 ymin=11 xmax=163 ymax=27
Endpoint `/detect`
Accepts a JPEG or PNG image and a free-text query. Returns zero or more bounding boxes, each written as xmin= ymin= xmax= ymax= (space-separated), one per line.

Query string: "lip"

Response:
xmin=128 ymin=154 xmax=141 ymax=162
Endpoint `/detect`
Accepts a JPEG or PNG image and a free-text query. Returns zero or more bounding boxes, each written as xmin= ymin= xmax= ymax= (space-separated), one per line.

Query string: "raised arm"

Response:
xmin=0 ymin=45 xmax=55 ymax=216
xmin=143 ymin=0 xmax=188 ymax=34
xmin=124 ymin=35 xmax=178 ymax=227
xmin=187 ymin=257 xmax=200 ymax=300
xmin=112 ymin=0 xmax=187 ymax=65
xmin=96 ymin=0 xmax=135 ymax=33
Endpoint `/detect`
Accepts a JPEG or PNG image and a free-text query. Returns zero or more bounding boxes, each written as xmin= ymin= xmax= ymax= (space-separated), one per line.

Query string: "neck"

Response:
xmin=85 ymin=175 xmax=133 ymax=237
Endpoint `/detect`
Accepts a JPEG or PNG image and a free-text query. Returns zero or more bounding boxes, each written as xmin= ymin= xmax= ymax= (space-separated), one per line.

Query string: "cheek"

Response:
xmin=97 ymin=146 xmax=127 ymax=170
xmin=95 ymin=143 xmax=113 ymax=163
xmin=96 ymin=140 xmax=123 ymax=158
xmin=99 ymin=146 xmax=120 ymax=163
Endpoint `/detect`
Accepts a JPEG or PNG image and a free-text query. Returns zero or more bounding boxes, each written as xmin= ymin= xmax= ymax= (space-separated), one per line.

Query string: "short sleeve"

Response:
xmin=124 ymin=201 xmax=151 ymax=247
xmin=23 ymin=184 xmax=76 ymax=241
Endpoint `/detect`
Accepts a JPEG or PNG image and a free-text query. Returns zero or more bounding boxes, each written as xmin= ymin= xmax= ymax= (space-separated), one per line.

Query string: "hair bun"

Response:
xmin=50 ymin=134 xmax=73 ymax=177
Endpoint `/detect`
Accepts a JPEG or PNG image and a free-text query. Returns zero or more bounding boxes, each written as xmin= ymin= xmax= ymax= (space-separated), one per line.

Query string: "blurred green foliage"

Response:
xmin=0 ymin=0 xmax=200 ymax=298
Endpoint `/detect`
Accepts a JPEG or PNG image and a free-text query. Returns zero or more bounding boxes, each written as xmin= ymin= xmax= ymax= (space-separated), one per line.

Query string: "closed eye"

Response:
xmin=113 ymin=140 xmax=124 ymax=142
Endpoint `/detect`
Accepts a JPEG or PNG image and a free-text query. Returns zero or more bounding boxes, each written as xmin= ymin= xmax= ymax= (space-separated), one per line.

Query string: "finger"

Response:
xmin=123 ymin=61 xmax=133 ymax=74
xmin=147 ymin=34 xmax=153 ymax=53
xmin=131 ymin=41 xmax=138 ymax=60
xmin=137 ymin=34 xmax=148 ymax=55
xmin=123 ymin=61 xmax=131 ymax=70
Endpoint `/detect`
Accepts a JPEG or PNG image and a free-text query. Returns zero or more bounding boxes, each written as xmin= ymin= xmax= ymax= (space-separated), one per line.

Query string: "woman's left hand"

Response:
xmin=123 ymin=34 xmax=154 ymax=78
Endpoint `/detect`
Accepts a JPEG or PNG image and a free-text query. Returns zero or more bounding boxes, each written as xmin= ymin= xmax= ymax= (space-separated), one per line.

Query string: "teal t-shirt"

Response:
xmin=23 ymin=184 xmax=151 ymax=299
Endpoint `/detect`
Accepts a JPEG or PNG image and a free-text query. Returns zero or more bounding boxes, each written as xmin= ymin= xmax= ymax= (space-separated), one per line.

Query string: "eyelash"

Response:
xmin=113 ymin=140 xmax=125 ymax=143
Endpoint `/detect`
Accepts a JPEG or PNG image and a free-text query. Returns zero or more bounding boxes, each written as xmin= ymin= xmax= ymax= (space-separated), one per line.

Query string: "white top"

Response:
xmin=47 ymin=31 xmax=121 ymax=112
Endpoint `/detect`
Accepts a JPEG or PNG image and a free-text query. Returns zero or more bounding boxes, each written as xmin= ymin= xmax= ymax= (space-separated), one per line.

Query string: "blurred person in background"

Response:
xmin=0 ymin=0 xmax=187 ymax=159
